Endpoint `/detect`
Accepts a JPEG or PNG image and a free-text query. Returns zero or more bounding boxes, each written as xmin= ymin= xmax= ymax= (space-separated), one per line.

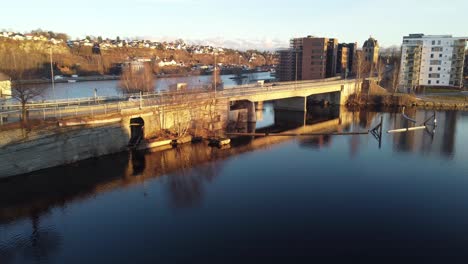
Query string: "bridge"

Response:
xmin=0 ymin=77 xmax=360 ymax=125
xmin=0 ymin=77 xmax=365 ymax=178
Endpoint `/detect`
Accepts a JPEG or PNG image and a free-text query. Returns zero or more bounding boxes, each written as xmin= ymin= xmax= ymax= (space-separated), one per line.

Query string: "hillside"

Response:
xmin=0 ymin=37 xmax=277 ymax=80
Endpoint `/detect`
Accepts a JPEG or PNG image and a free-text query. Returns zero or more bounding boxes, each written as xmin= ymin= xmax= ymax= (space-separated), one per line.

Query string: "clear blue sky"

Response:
xmin=2 ymin=0 xmax=467 ymax=49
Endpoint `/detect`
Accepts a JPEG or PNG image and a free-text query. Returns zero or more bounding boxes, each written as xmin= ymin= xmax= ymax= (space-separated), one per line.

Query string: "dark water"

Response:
xmin=1 ymin=104 xmax=468 ymax=263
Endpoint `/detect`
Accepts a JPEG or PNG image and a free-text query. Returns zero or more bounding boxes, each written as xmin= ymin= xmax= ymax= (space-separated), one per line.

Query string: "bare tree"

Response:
xmin=12 ymin=83 xmax=46 ymax=124
xmin=376 ymin=59 xmax=386 ymax=86
xmin=8 ymin=53 xmax=46 ymax=123
xmin=391 ymin=59 xmax=401 ymax=94
xmin=119 ymin=62 xmax=155 ymax=94
xmin=209 ymin=64 xmax=222 ymax=91
xmin=354 ymin=51 xmax=367 ymax=95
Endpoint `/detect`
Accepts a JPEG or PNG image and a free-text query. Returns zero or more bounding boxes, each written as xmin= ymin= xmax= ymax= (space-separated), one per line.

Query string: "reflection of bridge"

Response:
xmin=0 ymin=78 xmax=359 ymax=124
xmin=0 ymin=112 xmax=350 ymax=224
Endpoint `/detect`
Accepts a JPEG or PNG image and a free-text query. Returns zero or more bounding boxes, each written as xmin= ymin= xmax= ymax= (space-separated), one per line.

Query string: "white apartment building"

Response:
xmin=399 ymin=34 xmax=467 ymax=91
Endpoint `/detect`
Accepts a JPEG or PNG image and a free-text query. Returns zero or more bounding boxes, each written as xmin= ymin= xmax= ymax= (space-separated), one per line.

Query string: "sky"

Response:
xmin=1 ymin=0 xmax=467 ymax=50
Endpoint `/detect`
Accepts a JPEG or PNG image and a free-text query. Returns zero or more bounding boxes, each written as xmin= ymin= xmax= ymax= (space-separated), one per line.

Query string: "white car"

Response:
xmin=128 ymin=96 xmax=139 ymax=102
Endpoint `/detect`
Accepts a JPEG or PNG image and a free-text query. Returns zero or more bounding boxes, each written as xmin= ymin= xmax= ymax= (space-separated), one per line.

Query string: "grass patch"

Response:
xmin=422 ymin=87 xmax=461 ymax=93
xmin=425 ymin=94 xmax=468 ymax=102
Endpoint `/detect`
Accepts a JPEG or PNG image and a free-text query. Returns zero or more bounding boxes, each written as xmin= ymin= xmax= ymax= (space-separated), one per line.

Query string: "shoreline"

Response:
xmin=347 ymin=93 xmax=468 ymax=111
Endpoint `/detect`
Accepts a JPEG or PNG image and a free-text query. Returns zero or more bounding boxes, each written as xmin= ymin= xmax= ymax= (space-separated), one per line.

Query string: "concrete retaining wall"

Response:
xmin=0 ymin=123 xmax=129 ymax=178
xmin=0 ymin=98 xmax=231 ymax=178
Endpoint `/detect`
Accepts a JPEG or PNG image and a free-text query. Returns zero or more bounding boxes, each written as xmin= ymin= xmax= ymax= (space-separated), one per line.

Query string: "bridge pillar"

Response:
xmin=247 ymin=101 xmax=256 ymax=123
xmin=255 ymin=101 xmax=264 ymax=110
xmin=274 ymin=97 xmax=307 ymax=112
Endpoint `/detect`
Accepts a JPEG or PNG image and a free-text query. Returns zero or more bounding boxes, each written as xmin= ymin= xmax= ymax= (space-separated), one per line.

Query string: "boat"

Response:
xmin=67 ymin=79 xmax=77 ymax=83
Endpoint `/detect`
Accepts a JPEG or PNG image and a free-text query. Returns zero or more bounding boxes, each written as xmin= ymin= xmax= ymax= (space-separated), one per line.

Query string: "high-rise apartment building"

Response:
xmin=399 ymin=34 xmax=467 ymax=90
xmin=277 ymin=36 xmax=339 ymax=81
xmin=277 ymin=49 xmax=298 ymax=82
xmin=336 ymin=43 xmax=357 ymax=76
xmin=336 ymin=45 xmax=349 ymax=77
xmin=464 ymin=50 xmax=468 ymax=84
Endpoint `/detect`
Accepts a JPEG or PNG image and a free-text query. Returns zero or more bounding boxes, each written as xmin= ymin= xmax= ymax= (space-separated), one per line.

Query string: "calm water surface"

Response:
xmin=1 ymin=104 xmax=468 ymax=263
xmin=35 ymin=72 xmax=273 ymax=100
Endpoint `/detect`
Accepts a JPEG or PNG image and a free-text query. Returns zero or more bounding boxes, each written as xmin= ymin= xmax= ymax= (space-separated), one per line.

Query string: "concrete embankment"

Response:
xmin=0 ymin=121 xmax=129 ymax=178
xmin=0 ymin=97 xmax=231 ymax=178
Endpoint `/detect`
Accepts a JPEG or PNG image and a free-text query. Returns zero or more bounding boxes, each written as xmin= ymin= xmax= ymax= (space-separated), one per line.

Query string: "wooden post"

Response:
xmin=378 ymin=116 xmax=383 ymax=148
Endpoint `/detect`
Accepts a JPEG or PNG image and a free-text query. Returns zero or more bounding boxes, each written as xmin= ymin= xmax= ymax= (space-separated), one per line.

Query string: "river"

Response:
xmin=1 ymin=104 xmax=468 ymax=263
xmin=33 ymin=72 xmax=274 ymax=101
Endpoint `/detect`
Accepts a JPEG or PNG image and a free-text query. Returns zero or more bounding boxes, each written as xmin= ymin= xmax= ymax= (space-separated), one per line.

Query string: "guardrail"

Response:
xmin=0 ymin=78 xmax=357 ymax=126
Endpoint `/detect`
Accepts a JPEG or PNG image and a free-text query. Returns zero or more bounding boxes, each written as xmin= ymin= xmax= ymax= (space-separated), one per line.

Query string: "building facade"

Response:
xmin=399 ymin=34 xmax=467 ymax=90
xmin=336 ymin=43 xmax=357 ymax=76
xmin=277 ymin=36 xmax=339 ymax=81
xmin=276 ymin=49 xmax=298 ymax=82
xmin=363 ymin=37 xmax=380 ymax=66
xmin=464 ymin=50 xmax=468 ymax=87
xmin=0 ymin=73 xmax=11 ymax=98
xmin=336 ymin=45 xmax=349 ymax=77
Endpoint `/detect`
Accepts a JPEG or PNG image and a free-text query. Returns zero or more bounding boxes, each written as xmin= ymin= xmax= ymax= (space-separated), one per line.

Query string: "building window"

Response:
xmin=428 ymin=80 xmax=432 ymax=84
xmin=436 ymin=80 xmax=440 ymax=84
xmin=438 ymin=67 xmax=441 ymax=71
xmin=431 ymin=54 xmax=434 ymax=58
xmin=438 ymin=40 xmax=441 ymax=45
xmin=432 ymin=41 xmax=435 ymax=45
xmin=439 ymin=54 xmax=442 ymax=58
xmin=429 ymin=67 xmax=433 ymax=71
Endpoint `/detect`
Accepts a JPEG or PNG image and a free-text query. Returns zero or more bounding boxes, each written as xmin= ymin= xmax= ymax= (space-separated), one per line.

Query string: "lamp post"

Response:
xmin=295 ymin=49 xmax=298 ymax=89
xmin=49 ymin=46 xmax=56 ymax=101
xmin=214 ymin=52 xmax=218 ymax=97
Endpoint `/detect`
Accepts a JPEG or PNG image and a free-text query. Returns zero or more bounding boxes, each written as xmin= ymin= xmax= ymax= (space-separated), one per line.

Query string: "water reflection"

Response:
xmin=1 ymin=105 xmax=467 ymax=263
xmin=0 ymin=106 xmax=462 ymax=224
xmin=0 ymin=215 xmax=62 ymax=264
xmin=390 ymin=109 xmax=457 ymax=158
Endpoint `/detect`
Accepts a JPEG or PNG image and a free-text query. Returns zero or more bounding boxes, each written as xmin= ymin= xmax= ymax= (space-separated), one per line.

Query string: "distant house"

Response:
xmin=0 ymin=73 xmax=12 ymax=98
xmin=158 ymin=60 xmax=178 ymax=68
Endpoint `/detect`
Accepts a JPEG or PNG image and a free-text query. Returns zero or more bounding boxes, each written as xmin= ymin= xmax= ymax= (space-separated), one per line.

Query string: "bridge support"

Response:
xmin=274 ymin=97 xmax=307 ymax=112
xmin=255 ymin=101 xmax=264 ymax=110
xmin=247 ymin=101 xmax=256 ymax=123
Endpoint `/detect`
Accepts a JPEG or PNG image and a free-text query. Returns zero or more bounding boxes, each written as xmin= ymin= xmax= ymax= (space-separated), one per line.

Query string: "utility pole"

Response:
xmin=295 ymin=50 xmax=298 ymax=89
xmin=214 ymin=53 xmax=217 ymax=97
xmin=50 ymin=47 xmax=56 ymax=101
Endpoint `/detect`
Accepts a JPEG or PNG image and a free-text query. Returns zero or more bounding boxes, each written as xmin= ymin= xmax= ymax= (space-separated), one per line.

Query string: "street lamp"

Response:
xmin=49 ymin=46 xmax=56 ymax=101
xmin=295 ymin=49 xmax=299 ymax=89
xmin=214 ymin=52 xmax=218 ymax=97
